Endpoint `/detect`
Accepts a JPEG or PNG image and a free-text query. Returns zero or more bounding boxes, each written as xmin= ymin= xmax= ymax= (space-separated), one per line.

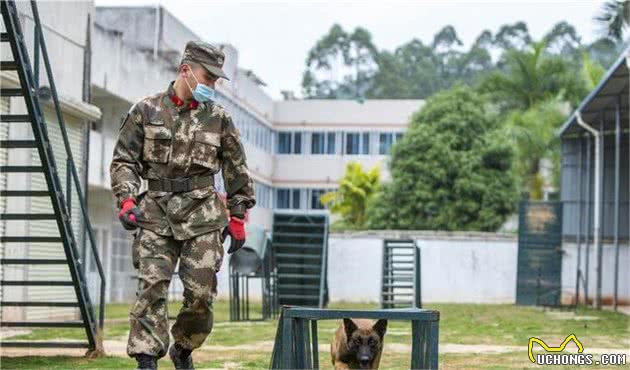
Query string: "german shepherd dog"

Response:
xmin=331 ymin=318 xmax=388 ymax=369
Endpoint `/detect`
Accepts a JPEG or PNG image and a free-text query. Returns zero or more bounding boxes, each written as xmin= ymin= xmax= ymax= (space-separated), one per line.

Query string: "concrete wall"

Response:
xmin=92 ymin=23 xmax=175 ymax=104
xmin=273 ymin=155 xmax=389 ymax=186
xmin=273 ymin=99 xmax=423 ymax=128
xmin=210 ymin=232 xmax=630 ymax=306
xmin=14 ymin=1 xmax=93 ymax=101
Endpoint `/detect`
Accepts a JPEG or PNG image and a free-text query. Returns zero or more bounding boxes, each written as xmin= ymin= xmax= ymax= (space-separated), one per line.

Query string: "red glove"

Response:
xmin=118 ymin=198 xmax=139 ymax=230
xmin=222 ymin=216 xmax=246 ymax=254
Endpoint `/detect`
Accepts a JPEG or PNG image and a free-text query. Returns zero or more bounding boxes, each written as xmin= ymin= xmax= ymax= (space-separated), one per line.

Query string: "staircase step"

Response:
xmin=0 ymin=114 xmax=31 ymax=122
xmin=382 ymin=300 xmax=414 ymax=305
xmin=1 ymin=280 xmax=74 ymax=286
xmin=273 ymin=222 xmax=325 ymax=228
xmin=1 ymin=33 xmax=9 ymax=42
xmin=275 ymin=253 xmax=322 ymax=260
xmin=1 ymin=301 xmax=79 ymax=307
xmin=382 ymin=292 xmax=413 ymax=296
xmin=0 ymin=341 xmax=89 ymax=348
xmin=1 ymin=213 xmax=57 ymax=220
xmin=276 ymin=273 xmax=321 ymax=279
xmin=277 ymin=284 xmax=320 ymax=290
xmin=0 ymin=61 xmax=18 ymax=70
xmin=0 ymin=88 xmax=23 ymax=97
xmin=0 ymin=140 xmax=37 ymax=148
xmin=273 ymin=242 xmax=323 ymax=249
xmin=1 ymin=258 xmax=67 ymax=264
xmin=0 ymin=190 xmax=50 ymax=197
xmin=1 ymin=236 xmax=62 ymax=243
xmin=383 ymin=284 xmax=414 ymax=288
xmin=278 ymin=294 xmax=320 ymax=299
xmin=0 ymin=165 xmax=44 ymax=173
xmin=277 ymin=263 xmax=322 ymax=269
xmin=273 ymin=231 xmax=324 ymax=238
xmin=1 ymin=321 xmax=84 ymax=328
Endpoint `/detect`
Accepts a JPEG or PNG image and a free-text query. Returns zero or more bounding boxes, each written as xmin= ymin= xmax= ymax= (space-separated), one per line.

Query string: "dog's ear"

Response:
xmin=343 ymin=318 xmax=358 ymax=339
xmin=373 ymin=319 xmax=387 ymax=338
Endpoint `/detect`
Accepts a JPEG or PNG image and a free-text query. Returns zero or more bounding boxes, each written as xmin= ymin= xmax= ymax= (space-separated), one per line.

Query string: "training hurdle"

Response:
xmin=269 ymin=306 xmax=440 ymax=369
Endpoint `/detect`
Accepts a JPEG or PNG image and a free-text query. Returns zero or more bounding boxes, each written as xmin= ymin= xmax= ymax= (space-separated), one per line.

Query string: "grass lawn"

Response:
xmin=2 ymin=300 xmax=628 ymax=369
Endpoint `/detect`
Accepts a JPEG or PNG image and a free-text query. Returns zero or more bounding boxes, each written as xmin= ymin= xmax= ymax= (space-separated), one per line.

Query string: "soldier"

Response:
xmin=110 ymin=41 xmax=255 ymax=370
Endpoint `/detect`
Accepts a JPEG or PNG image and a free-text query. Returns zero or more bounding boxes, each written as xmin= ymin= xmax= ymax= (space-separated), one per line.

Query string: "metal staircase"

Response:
xmin=0 ymin=0 xmax=104 ymax=354
xmin=381 ymin=239 xmax=421 ymax=308
xmin=272 ymin=212 xmax=329 ymax=308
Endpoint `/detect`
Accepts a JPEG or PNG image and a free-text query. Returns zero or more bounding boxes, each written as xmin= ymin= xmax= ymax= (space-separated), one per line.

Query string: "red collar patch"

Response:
xmin=170 ymin=93 xmax=199 ymax=109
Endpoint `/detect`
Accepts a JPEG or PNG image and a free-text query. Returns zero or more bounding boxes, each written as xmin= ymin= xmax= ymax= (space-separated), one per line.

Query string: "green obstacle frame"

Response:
xmin=269 ymin=306 xmax=440 ymax=369
xmin=381 ymin=239 xmax=422 ymax=309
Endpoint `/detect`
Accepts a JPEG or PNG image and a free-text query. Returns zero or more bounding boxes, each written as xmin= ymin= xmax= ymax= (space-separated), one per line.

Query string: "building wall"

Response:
xmin=0 ymin=1 xmax=100 ymax=320
xmin=15 ymin=1 xmax=93 ymax=102
xmin=561 ymin=134 xmax=630 ymax=240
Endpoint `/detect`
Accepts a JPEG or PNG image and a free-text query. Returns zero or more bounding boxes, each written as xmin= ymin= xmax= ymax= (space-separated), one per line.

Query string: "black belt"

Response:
xmin=148 ymin=175 xmax=214 ymax=193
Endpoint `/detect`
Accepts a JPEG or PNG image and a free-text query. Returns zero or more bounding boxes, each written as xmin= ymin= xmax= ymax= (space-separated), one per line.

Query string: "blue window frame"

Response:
xmin=278 ymin=132 xmax=292 ymax=154
xmin=292 ymin=189 xmax=301 ymax=209
xmin=327 ymin=132 xmax=336 ymax=154
xmin=362 ymin=132 xmax=370 ymax=154
xmin=379 ymin=133 xmax=394 ymax=154
xmin=346 ymin=133 xmax=360 ymax=154
xmin=311 ymin=132 xmax=325 ymax=154
xmin=294 ymin=133 xmax=302 ymax=154
xmin=276 ymin=188 xmax=290 ymax=208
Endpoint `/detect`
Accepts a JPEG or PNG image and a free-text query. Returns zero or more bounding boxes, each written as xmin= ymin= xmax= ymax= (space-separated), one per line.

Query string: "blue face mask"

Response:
xmin=184 ymin=66 xmax=216 ymax=103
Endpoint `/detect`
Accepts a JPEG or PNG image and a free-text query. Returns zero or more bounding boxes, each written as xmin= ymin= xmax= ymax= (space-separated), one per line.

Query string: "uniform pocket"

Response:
xmin=191 ymin=131 xmax=221 ymax=172
xmin=143 ymin=125 xmax=172 ymax=163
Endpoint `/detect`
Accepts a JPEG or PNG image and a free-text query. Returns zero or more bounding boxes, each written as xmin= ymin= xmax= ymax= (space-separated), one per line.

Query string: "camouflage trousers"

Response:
xmin=127 ymin=228 xmax=224 ymax=358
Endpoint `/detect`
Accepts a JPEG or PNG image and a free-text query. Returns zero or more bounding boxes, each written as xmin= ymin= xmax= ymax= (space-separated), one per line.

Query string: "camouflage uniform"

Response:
xmin=110 ymin=47 xmax=255 ymax=357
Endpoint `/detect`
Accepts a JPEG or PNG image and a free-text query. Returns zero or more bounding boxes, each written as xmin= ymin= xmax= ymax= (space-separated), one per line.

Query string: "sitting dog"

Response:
xmin=331 ymin=318 xmax=388 ymax=369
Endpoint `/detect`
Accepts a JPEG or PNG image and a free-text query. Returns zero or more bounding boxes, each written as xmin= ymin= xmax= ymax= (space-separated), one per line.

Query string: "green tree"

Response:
xmin=302 ymin=24 xmax=378 ymax=99
xmin=502 ymin=97 xmax=568 ymax=199
xmin=366 ymin=85 xmax=518 ymax=231
xmin=479 ymin=41 xmax=587 ymax=111
xmin=320 ymin=162 xmax=381 ymax=229
xmin=581 ymin=51 xmax=606 ymax=89
xmin=595 ymin=0 xmax=630 ymax=42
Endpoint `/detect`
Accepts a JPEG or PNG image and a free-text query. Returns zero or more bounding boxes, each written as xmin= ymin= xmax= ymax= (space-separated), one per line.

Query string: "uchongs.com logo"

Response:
xmin=528 ymin=334 xmax=627 ymax=366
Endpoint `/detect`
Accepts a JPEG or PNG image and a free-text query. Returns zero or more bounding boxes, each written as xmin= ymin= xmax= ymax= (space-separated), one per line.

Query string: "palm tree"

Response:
xmin=479 ymin=41 xmax=587 ymax=111
xmin=595 ymin=0 xmax=630 ymax=42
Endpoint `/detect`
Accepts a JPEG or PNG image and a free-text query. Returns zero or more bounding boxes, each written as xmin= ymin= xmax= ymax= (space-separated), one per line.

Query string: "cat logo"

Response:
xmin=528 ymin=334 xmax=584 ymax=363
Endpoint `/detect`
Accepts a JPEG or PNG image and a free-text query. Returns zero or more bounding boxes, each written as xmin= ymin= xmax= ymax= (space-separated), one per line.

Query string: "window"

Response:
xmin=327 ymin=132 xmax=336 ymax=154
xmin=294 ymin=133 xmax=302 ymax=154
xmin=379 ymin=133 xmax=394 ymax=154
xmin=311 ymin=132 xmax=325 ymax=154
xmin=346 ymin=133 xmax=360 ymax=154
xmin=362 ymin=132 xmax=370 ymax=154
xmin=278 ymin=132 xmax=292 ymax=154
xmin=310 ymin=189 xmax=327 ymax=210
xmin=395 ymin=132 xmax=403 ymax=142
xmin=276 ymin=188 xmax=301 ymax=209
xmin=276 ymin=188 xmax=290 ymax=208
xmin=292 ymin=189 xmax=301 ymax=209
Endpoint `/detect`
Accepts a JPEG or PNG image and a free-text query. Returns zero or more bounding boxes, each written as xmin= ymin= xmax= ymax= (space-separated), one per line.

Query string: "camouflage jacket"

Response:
xmin=110 ymin=81 xmax=256 ymax=240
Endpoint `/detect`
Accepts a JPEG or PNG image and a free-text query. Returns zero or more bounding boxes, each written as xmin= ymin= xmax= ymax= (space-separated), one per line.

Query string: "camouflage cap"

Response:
xmin=181 ymin=40 xmax=229 ymax=81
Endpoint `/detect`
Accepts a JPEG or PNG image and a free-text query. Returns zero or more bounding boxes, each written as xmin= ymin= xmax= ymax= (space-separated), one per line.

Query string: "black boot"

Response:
xmin=169 ymin=343 xmax=194 ymax=370
xmin=135 ymin=354 xmax=158 ymax=369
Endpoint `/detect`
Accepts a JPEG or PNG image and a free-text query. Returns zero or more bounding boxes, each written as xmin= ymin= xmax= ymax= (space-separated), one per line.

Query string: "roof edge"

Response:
xmin=557 ymin=46 xmax=630 ymax=137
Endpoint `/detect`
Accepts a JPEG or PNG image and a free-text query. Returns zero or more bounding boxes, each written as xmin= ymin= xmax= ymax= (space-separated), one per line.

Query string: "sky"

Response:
xmin=94 ymin=0 xmax=607 ymax=100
